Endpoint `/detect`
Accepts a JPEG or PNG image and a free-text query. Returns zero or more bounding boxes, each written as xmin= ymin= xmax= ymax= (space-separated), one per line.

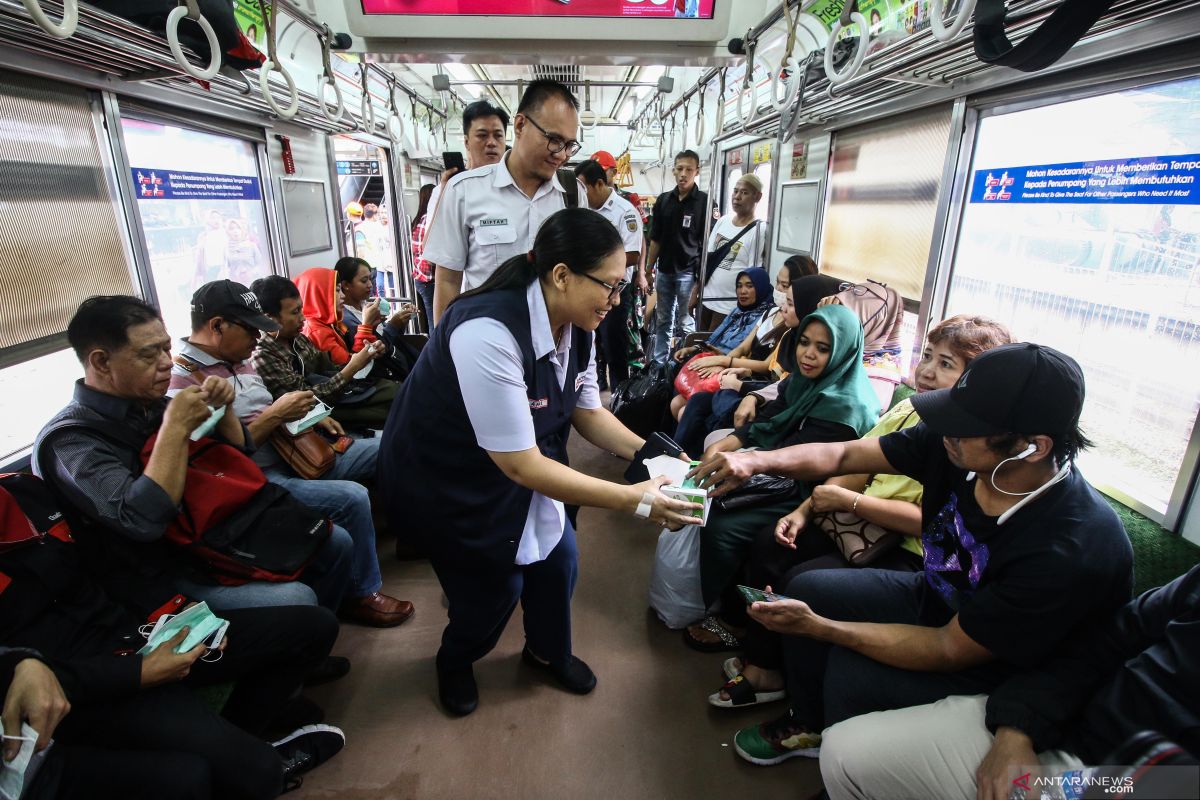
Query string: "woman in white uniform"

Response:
xmin=378 ymin=208 xmax=699 ymax=716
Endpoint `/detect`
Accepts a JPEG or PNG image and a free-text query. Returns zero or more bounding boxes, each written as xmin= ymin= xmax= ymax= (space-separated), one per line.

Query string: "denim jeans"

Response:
xmin=263 ymin=436 xmax=383 ymax=600
xmin=415 ymin=278 xmax=436 ymax=331
xmin=650 ymin=270 xmax=696 ymax=364
xmin=176 ymin=524 xmax=353 ymax=612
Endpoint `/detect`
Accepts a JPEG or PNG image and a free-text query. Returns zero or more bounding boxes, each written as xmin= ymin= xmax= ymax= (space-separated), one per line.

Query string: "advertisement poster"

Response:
xmin=233 ymin=0 xmax=267 ymax=47
xmin=361 ymin=0 xmax=716 ymax=18
xmin=805 ymin=0 xmax=931 ymax=41
xmin=752 ymin=141 xmax=774 ymax=165
xmin=131 ymin=168 xmax=263 ymax=201
xmin=790 ymin=140 xmax=808 ymax=180
xmin=968 ymin=153 xmax=1200 ymax=205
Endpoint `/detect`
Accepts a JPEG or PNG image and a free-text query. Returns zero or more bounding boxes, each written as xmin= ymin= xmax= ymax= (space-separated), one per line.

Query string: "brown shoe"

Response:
xmin=338 ymin=593 xmax=415 ymax=628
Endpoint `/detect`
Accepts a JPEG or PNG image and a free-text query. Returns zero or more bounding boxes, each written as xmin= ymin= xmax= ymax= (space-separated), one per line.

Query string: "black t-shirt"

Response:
xmin=649 ymin=187 xmax=716 ymax=275
xmin=878 ymin=422 xmax=1134 ymax=669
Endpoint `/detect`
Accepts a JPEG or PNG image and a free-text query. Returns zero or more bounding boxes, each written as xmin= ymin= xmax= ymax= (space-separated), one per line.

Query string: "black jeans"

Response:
xmin=36 ymin=605 xmax=338 ymax=800
xmin=780 ymin=568 xmax=1011 ymax=730
xmin=598 ymin=284 xmax=637 ymax=388
xmin=742 ymin=522 xmax=921 ymax=670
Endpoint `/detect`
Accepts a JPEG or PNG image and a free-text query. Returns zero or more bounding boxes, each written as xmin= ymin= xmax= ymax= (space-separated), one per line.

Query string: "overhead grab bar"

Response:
xmin=359 ymin=63 xmax=376 ymax=132
xmin=256 ymin=0 xmax=298 ymax=119
xmin=770 ymin=0 xmax=803 ymax=113
xmin=21 ymin=0 xmax=77 ymax=39
xmin=693 ymin=82 xmax=706 ymax=149
xmin=735 ymin=35 xmax=761 ymax=133
xmin=317 ymin=24 xmax=344 ymax=123
xmin=929 ymin=0 xmax=977 ymax=41
xmin=166 ymin=0 xmax=219 ymax=81
xmin=580 ymin=80 xmax=598 ymax=132
xmin=824 ymin=1 xmax=870 ymax=86
xmin=386 ymin=76 xmax=405 ymax=145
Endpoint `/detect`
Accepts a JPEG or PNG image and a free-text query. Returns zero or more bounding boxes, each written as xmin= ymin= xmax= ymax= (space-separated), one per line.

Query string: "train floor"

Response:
xmin=296 ymin=426 xmax=824 ymax=799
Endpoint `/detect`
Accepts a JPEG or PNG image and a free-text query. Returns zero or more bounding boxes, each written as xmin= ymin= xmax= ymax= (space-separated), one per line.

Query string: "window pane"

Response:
xmin=0 ymin=349 xmax=82 ymax=462
xmin=121 ymin=118 xmax=273 ymax=340
xmin=823 ymin=106 xmax=953 ymax=299
xmin=945 ymin=76 xmax=1200 ymax=515
xmin=752 ymin=162 xmax=772 ymax=223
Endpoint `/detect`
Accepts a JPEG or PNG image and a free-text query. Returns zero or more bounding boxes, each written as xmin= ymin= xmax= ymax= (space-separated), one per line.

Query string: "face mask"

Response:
xmin=0 ymin=721 xmax=47 ymax=800
xmin=284 ymin=399 xmax=332 ymax=435
xmin=378 ymin=298 xmax=391 ymax=316
xmin=137 ymin=601 xmax=227 ymax=656
xmin=189 ymin=404 xmax=226 ymax=442
xmin=773 ymin=289 xmax=788 ymax=307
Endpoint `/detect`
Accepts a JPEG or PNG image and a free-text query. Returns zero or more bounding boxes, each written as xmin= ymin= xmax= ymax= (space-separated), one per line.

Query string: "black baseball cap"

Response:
xmin=910 ymin=343 xmax=1085 ymax=438
xmin=190 ymin=279 xmax=280 ymax=332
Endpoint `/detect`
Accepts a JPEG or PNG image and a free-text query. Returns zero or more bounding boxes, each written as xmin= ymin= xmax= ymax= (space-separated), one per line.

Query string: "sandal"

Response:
xmin=683 ymin=616 xmax=744 ymax=653
xmin=723 ymin=656 xmax=743 ymax=681
xmin=707 ymin=674 xmax=786 ymax=708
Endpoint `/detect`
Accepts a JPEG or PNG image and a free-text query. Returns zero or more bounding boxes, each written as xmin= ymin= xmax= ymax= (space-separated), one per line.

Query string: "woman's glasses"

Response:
xmin=581 ymin=273 xmax=629 ymax=301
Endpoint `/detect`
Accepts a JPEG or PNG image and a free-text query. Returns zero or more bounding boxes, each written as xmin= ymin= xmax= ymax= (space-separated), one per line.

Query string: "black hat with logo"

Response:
xmin=910 ymin=342 xmax=1085 ymax=437
xmin=190 ymin=279 xmax=280 ymax=332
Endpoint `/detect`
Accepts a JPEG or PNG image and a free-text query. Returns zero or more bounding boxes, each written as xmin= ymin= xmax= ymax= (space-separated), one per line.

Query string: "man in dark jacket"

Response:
xmin=819 ymin=563 xmax=1200 ymax=799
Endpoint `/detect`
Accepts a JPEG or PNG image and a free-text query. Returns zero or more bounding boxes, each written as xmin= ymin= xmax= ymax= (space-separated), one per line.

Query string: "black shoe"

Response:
xmin=437 ymin=663 xmax=478 ymax=716
xmin=303 ymin=656 xmax=351 ymax=687
xmin=275 ymin=724 xmax=345 ymax=793
xmin=521 ymin=646 xmax=597 ymax=695
xmin=265 ymin=695 xmax=325 ymax=742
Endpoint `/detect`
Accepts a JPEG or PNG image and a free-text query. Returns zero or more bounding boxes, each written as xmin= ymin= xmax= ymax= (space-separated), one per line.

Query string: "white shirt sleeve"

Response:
xmin=421 ymin=180 xmax=467 ymax=272
xmin=448 ymin=318 xmax=537 ymax=452
xmin=577 ymin=340 xmax=601 ymax=410
xmin=619 ymin=208 xmax=643 ymax=255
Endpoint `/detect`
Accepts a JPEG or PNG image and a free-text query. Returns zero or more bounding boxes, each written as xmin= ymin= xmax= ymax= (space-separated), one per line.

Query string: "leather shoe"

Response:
xmin=521 ymin=646 xmax=596 ymax=695
xmin=338 ymin=593 xmax=415 ymax=628
xmin=437 ymin=664 xmax=478 ymax=716
xmin=303 ymin=656 xmax=351 ymax=687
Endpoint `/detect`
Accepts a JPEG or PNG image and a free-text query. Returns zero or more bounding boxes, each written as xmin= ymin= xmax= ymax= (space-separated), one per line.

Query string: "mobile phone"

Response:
xmin=329 ymin=435 xmax=354 ymax=454
xmin=737 ymin=585 xmax=788 ymax=604
xmin=443 ymin=151 xmax=466 ymax=173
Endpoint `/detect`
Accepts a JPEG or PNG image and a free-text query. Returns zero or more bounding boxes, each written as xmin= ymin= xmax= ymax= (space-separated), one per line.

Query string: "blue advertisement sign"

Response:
xmin=968 ymin=153 xmax=1200 ymax=205
xmin=131 ymin=168 xmax=262 ymax=200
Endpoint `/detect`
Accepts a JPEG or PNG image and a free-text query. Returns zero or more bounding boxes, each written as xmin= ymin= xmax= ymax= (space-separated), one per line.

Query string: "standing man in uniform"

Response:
xmin=426 ymin=100 xmax=510 ymax=232
xmin=646 ymin=149 xmax=717 ymax=364
xmin=574 ymin=159 xmax=644 ymax=390
xmin=424 ymin=81 xmax=585 ymax=325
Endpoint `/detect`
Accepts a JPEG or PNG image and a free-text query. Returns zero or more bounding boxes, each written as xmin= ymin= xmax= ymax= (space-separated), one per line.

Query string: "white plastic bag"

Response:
xmin=648 ymin=524 xmax=706 ymax=629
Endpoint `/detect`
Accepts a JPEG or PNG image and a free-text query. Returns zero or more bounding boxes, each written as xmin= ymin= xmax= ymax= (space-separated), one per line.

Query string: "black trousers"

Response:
xmin=432 ymin=524 xmax=579 ymax=672
xmin=597 ymin=284 xmax=637 ymax=388
xmin=780 ymin=568 xmax=1010 ymax=730
xmin=31 ymin=605 xmax=338 ymax=800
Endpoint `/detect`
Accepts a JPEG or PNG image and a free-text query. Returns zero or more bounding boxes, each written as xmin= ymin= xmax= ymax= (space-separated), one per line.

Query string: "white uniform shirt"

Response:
xmin=422 ymin=154 xmax=587 ymax=292
xmin=703 ymin=217 xmax=766 ymax=315
xmin=592 ymin=189 xmax=644 ymax=282
xmin=448 ymin=281 xmax=601 ymax=565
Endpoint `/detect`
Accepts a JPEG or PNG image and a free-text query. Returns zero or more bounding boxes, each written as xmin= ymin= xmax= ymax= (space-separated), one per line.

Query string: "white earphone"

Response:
xmin=1014 ymin=442 xmax=1037 ymax=460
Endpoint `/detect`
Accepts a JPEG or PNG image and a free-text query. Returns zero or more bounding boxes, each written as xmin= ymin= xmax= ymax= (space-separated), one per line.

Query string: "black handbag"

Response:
xmin=715 ymin=474 xmax=799 ymax=512
xmin=973 ymin=0 xmax=1117 ymax=72
xmin=610 ymin=363 xmax=674 ymax=439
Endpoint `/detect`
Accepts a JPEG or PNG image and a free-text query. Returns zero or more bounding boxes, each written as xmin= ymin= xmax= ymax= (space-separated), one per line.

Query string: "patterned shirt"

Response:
xmin=412 ymin=214 xmax=432 ymax=283
xmin=252 ymin=333 xmax=348 ymax=402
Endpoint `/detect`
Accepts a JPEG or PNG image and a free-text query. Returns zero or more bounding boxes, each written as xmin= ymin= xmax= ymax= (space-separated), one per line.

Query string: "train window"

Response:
xmin=944 ymin=75 xmax=1200 ymax=519
xmin=120 ymin=119 xmax=274 ymax=341
xmin=822 ymin=105 xmax=955 ymax=302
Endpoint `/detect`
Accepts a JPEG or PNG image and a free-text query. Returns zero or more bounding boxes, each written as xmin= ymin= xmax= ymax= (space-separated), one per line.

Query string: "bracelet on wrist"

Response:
xmin=851 ymin=493 xmax=862 ymax=514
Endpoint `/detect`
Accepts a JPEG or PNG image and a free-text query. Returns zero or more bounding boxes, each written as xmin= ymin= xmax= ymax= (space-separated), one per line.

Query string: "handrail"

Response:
xmin=257 ymin=0 xmax=298 ymax=119
xmin=824 ymin=9 xmax=870 ymax=86
xmin=165 ymin=0 xmax=218 ymax=81
xmin=385 ymin=77 xmax=405 ymax=145
xmin=358 ymin=62 xmax=376 ymax=133
xmin=930 ymin=0 xmax=977 ymax=41
xmin=21 ymin=0 xmax=75 ymax=38
xmin=579 ymin=80 xmax=599 ymax=131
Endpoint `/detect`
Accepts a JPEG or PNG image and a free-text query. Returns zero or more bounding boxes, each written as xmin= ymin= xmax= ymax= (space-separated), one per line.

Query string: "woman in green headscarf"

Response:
xmin=683 ymin=304 xmax=880 ymax=652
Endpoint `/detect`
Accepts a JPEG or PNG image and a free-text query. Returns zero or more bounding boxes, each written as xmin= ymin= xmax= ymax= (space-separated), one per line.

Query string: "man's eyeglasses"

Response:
xmin=226 ymin=318 xmax=260 ymax=337
xmin=581 ymin=273 xmax=629 ymax=301
xmin=522 ymin=113 xmax=582 ymax=157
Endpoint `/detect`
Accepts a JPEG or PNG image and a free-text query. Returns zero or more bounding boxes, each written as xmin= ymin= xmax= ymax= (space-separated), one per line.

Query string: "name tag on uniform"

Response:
xmin=681 ymin=214 xmax=693 ymax=229
xmin=479 ymin=217 xmax=509 ymax=227
xmin=529 ymin=398 xmax=549 ymax=410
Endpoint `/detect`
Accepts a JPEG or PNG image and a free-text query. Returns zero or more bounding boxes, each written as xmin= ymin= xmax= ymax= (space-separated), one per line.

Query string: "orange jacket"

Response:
xmin=294 ymin=267 xmax=377 ymax=366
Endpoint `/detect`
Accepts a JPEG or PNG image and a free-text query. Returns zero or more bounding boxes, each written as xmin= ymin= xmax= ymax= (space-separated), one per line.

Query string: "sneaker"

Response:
xmin=275 ymin=724 xmax=345 ymax=792
xmin=733 ymin=712 xmax=821 ymax=765
xmin=521 ymin=646 xmax=597 ymax=695
xmin=264 ymin=695 xmax=324 ymax=742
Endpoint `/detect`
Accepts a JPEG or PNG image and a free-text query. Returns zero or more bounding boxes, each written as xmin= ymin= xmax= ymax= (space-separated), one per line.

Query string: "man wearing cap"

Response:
xmin=692 ymin=173 xmax=766 ymax=330
xmin=167 ymin=281 xmax=414 ymax=627
xmin=691 ymin=342 xmax=1133 ymax=766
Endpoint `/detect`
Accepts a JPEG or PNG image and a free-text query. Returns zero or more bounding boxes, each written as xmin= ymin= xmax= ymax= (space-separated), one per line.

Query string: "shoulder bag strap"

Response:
xmin=973 ymin=0 xmax=1117 ymax=73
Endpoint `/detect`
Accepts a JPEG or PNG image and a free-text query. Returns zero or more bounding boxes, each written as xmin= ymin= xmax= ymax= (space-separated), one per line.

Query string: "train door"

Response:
xmin=334 ymin=136 xmax=403 ymax=298
xmin=117 ymin=115 xmax=277 ymax=341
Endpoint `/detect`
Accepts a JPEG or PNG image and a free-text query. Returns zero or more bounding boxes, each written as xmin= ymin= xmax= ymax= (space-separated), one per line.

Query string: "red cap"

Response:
xmin=591 ymin=150 xmax=618 ymax=170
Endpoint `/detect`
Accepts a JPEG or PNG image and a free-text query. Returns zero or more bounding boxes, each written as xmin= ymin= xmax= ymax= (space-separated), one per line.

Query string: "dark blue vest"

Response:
xmin=378 ymin=287 xmax=592 ymax=568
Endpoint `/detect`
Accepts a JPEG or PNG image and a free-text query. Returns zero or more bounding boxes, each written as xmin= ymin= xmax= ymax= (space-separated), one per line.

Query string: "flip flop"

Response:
xmin=723 ymin=656 xmax=742 ymax=681
xmin=707 ymin=674 xmax=786 ymax=708
xmin=683 ymin=616 xmax=744 ymax=653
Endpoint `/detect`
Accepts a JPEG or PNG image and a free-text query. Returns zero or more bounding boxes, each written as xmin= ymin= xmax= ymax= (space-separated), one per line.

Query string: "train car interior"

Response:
xmin=1 ymin=0 xmax=1199 ymax=798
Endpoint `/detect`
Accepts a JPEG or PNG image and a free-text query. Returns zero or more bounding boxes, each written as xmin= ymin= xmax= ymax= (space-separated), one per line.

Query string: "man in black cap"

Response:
xmin=691 ymin=342 xmax=1133 ymax=766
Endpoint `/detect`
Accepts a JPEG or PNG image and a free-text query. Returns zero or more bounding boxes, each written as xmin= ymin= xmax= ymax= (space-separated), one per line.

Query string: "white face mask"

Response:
xmin=0 ymin=721 xmax=46 ymax=800
xmin=773 ymin=289 xmax=788 ymax=307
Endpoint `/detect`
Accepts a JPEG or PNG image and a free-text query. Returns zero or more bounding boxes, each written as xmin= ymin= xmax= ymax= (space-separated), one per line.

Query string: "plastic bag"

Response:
xmin=648 ymin=524 xmax=705 ymax=629
xmin=673 ymin=353 xmax=723 ymax=401
xmin=610 ymin=362 xmax=673 ymax=438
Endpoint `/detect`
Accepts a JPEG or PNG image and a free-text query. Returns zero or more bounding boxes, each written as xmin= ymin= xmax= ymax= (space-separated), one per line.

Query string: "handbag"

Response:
xmin=270 ymin=428 xmax=335 ymax=480
xmin=610 ymin=363 xmax=674 ymax=439
xmin=813 ymin=509 xmax=901 ymax=567
xmin=973 ymin=0 xmax=1117 ymax=73
xmin=715 ymin=473 xmax=798 ymax=512
xmin=673 ymin=353 xmax=724 ymax=401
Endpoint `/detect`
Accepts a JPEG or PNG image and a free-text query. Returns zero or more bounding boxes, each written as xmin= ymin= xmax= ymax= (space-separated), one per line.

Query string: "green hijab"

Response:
xmin=747 ymin=304 xmax=881 ymax=449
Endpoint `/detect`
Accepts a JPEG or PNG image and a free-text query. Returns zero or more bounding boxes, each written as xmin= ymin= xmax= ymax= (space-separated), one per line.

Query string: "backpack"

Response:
xmin=39 ymin=420 xmax=331 ymax=586
xmin=0 ymin=472 xmax=73 ymax=552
